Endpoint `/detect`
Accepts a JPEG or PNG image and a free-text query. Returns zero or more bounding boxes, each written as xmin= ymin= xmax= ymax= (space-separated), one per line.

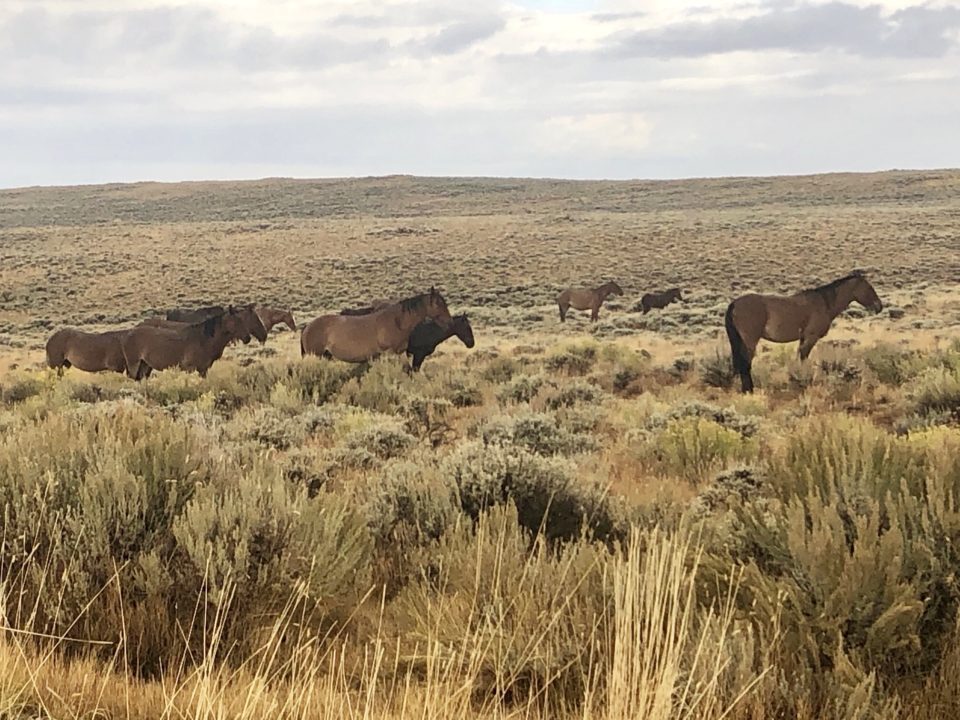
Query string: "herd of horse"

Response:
xmin=42 ymin=272 xmax=884 ymax=393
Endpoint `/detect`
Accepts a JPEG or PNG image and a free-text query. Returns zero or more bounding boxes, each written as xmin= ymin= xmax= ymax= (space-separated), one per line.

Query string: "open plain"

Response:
xmin=1 ymin=170 xmax=960 ymax=719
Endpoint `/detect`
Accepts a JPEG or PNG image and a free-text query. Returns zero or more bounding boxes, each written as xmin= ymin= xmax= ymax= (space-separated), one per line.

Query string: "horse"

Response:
xmin=256 ymin=306 xmax=297 ymax=333
xmin=162 ymin=304 xmax=267 ymax=343
xmin=121 ymin=307 xmax=252 ymax=380
xmin=340 ymin=300 xmax=393 ymax=316
xmin=406 ymin=314 xmax=475 ymax=371
xmin=45 ymin=328 xmax=133 ymax=376
xmin=300 ymin=287 xmax=453 ymax=363
xmin=725 ymin=271 xmax=883 ymax=393
xmin=556 ymin=281 xmax=623 ymax=322
xmin=641 ymin=288 xmax=684 ymax=314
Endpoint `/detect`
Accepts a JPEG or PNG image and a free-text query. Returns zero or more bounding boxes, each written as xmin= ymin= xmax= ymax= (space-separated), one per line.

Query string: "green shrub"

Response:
xmin=476 ymin=411 xmax=595 ymax=457
xmin=907 ymin=366 xmax=960 ymax=419
xmin=648 ymin=400 xmax=761 ymax=438
xmin=0 ymin=373 xmax=45 ymax=404
xmin=544 ymin=379 xmax=605 ymax=409
xmin=497 ymin=373 xmax=549 ymax=405
xmin=443 ymin=440 xmax=624 ymax=544
xmin=633 ymin=416 xmax=758 ymax=484
xmin=700 ymin=350 xmax=736 ymax=389
xmin=545 ymin=342 xmax=598 ymax=375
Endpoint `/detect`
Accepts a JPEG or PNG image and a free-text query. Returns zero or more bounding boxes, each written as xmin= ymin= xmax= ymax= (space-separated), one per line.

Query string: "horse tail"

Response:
xmin=724 ymin=301 xmax=753 ymax=392
xmin=300 ymin=329 xmax=306 ymax=357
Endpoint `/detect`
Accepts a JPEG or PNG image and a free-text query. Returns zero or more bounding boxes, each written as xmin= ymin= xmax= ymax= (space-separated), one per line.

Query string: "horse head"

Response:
xmin=453 ymin=314 xmax=475 ymax=348
xmin=851 ymin=274 xmax=883 ymax=313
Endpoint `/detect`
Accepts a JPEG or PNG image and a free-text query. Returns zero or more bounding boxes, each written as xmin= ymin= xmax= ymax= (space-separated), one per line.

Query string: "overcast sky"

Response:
xmin=2 ymin=0 xmax=959 ymax=187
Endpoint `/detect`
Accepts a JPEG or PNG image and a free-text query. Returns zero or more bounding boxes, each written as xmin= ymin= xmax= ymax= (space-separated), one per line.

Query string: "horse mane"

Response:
xmin=401 ymin=290 xmax=439 ymax=313
xmin=201 ymin=314 xmax=222 ymax=337
xmin=806 ymin=271 xmax=866 ymax=295
xmin=803 ymin=271 xmax=866 ymax=306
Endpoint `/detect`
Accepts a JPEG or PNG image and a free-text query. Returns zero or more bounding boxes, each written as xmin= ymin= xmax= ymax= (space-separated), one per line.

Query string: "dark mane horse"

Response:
xmin=122 ymin=307 xmax=251 ymax=379
xmin=641 ymin=288 xmax=684 ymax=314
xmin=300 ymin=287 xmax=453 ymax=362
xmin=725 ymin=271 xmax=883 ymax=392
xmin=406 ymin=314 xmax=475 ymax=371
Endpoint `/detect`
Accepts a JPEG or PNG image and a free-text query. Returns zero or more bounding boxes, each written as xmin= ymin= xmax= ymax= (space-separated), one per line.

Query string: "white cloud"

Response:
xmin=0 ymin=0 xmax=958 ymax=187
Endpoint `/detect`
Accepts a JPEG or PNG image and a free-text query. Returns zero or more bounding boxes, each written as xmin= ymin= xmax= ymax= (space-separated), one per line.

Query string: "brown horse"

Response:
xmin=45 ymin=328 xmax=132 ymax=376
xmin=556 ymin=281 xmax=623 ymax=322
xmin=162 ymin=304 xmax=267 ymax=343
xmin=301 ymin=287 xmax=453 ymax=362
xmin=122 ymin=307 xmax=251 ymax=379
xmin=641 ymin=288 xmax=684 ymax=314
xmin=725 ymin=271 xmax=883 ymax=393
xmin=256 ymin=306 xmax=297 ymax=333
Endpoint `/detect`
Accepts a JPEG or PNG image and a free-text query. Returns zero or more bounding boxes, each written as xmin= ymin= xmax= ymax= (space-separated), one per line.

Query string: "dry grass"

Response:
xmin=1 ymin=170 xmax=960 ymax=718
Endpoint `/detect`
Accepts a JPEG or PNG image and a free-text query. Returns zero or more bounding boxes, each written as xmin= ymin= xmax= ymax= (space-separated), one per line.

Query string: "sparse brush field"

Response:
xmin=1 ymin=171 xmax=960 ymax=719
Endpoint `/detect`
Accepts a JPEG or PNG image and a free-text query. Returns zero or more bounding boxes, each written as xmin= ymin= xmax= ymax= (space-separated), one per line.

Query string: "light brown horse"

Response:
xmin=725 ymin=271 xmax=883 ymax=393
xmin=160 ymin=304 xmax=267 ymax=343
xmin=301 ymin=287 xmax=453 ymax=362
xmin=641 ymin=288 xmax=684 ymax=314
xmin=556 ymin=281 xmax=623 ymax=322
xmin=45 ymin=328 xmax=132 ymax=376
xmin=122 ymin=307 xmax=251 ymax=380
xmin=256 ymin=306 xmax=297 ymax=333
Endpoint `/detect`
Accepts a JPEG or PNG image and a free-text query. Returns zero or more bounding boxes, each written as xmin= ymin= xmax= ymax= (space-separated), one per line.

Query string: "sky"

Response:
xmin=2 ymin=0 xmax=959 ymax=187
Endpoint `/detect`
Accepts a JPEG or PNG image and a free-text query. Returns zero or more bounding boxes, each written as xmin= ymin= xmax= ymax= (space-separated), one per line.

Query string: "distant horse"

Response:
xmin=407 ymin=314 xmax=475 ymax=371
xmin=162 ymin=304 xmax=267 ymax=343
xmin=556 ymin=281 xmax=623 ymax=322
xmin=121 ymin=307 xmax=251 ymax=379
xmin=45 ymin=328 xmax=133 ymax=376
xmin=340 ymin=300 xmax=393 ymax=316
xmin=725 ymin=271 xmax=883 ymax=393
xmin=256 ymin=306 xmax=297 ymax=333
xmin=641 ymin=288 xmax=684 ymax=314
xmin=300 ymin=287 xmax=453 ymax=362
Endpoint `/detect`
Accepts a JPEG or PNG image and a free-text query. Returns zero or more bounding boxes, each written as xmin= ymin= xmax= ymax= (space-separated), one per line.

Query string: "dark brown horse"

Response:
xmin=301 ymin=288 xmax=453 ymax=362
xmin=641 ymin=288 xmax=684 ymax=314
xmin=256 ymin=306 xmax=297 ymax=333
xmin=45 ymin=328 xmax=132 ymax=376
xmin=122 ymin=307 xmax=251 ymax=379
xmin=406 ymin=314 xmax=475 ymax=371
xmin=725 ymin=271 xmax=883 ymax=392
xmin=556 ymin=281 xmax=623 ymax=322
xmin=162 ymin=304 xmax=267 ymax=343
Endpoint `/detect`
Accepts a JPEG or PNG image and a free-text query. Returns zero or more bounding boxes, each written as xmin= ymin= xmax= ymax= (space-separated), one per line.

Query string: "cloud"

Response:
xmin=605 ymin=2 xmax=960 ymax=58
xmin=416 ymin=15 xmax=506 ymax=54
xmin=537 ymin=112 xmax=653 ymax=155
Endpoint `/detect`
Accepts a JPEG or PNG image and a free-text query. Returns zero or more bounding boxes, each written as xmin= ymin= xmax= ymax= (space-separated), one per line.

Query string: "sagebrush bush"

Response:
xmin=545 ymin=341 xmax=598 ymax=375
xmin=544 ymin=379 xmax=605 ymax=409
xmin=907 ymin=366 xmax=960 ymax=420
xmin=0 ymin=372 xmax=45 ymax=404
xmin=497 ymin=372 xmax=549 ymax=405
xmin=631 ymin=416 xmax=758 ymax=484
xmin=476 ymin=411 xmax=596 ymax=456
xmin=443 ymin=440 xmax=624 ymax=544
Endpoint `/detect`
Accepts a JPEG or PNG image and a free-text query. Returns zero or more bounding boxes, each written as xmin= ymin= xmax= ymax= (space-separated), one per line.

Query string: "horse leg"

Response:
xmin=591 ymin=302 xmax=600 ymax=322
xmin=558 ymin=302 xmax=567 ymax=322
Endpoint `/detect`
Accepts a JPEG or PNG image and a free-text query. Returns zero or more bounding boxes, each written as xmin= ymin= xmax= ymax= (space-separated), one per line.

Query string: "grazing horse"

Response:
xmin=556 ymin=281 xmax=623 ymax=323
xmin=406 ymin=314 xmax=475 ymax=371
xmin=162 ymin=304 xmax=267 ymax=343
xmin=725 ymin=271 xmax=883 ymax=393
xmin=121 ymin=307 xmax=251 ymax=380
xmin=256 ymin=306 xmax=297 ymax=333
xmin=45 ymin=328 xmax=132 ymax=376
xmin=300 ymin=287 xmax=453 ymax=363
xmin=641 ymin=288 xmax=684 ymax=314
